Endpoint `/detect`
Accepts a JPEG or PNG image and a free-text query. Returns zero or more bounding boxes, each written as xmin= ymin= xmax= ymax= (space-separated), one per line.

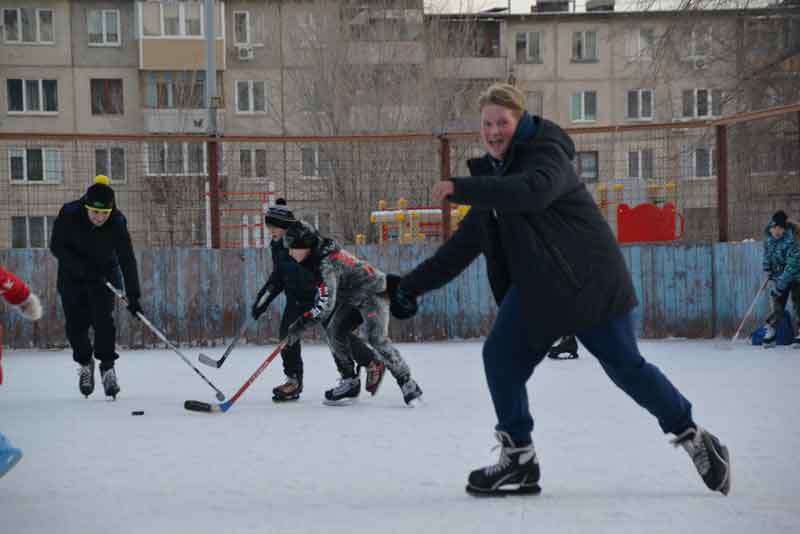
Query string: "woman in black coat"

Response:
xmin=389 ymin=83 xmax=730 ymax=497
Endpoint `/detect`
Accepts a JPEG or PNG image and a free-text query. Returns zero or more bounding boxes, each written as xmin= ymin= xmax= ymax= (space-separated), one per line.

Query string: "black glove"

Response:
xmin=251 ymin=285 xmax=279 ymax=320
xmin=386 ymin=274 xmax=418 ymax=320
xmin=770 ymin=286 xmax=787 ymax=300
xmin=127 ymin=294 xmax=143 ymax=318
xmin=286 ymin=313 xmax=314 ymax=345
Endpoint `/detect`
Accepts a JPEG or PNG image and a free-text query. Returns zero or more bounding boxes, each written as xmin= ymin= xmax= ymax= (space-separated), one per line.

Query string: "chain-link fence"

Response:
xmin=1 ymin=103 xmax=798 ymax=249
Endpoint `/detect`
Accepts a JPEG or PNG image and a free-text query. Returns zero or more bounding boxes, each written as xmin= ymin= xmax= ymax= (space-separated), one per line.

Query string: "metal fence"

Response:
xmin=1 ymin=103 xmax=798 ymax=250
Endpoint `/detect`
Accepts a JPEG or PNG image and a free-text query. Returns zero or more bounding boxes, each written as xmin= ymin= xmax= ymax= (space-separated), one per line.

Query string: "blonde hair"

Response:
xmin=477 ymin=83 xmax=526 ymax=118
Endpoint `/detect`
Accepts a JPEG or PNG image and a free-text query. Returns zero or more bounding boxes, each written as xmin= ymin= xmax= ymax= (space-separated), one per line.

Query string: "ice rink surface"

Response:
xmin=2 ymin=339 xmax=798 ymax=534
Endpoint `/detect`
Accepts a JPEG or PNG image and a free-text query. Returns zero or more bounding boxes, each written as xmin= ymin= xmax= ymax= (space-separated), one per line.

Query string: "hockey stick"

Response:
xmin=726 ymin=277 xmax=769 ymax=348
xmin=105 ymin=282 xmax=227 ymax=401
xmin=198 ymin=317 xmax=252 ymax=368
xmin=185 ymin=339 xmax=288 ymax=414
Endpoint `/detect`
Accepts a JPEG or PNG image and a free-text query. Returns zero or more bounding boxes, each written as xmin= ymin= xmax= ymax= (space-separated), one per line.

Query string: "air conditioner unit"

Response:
xmin=237 ymin=45 xmax=254 ymax=61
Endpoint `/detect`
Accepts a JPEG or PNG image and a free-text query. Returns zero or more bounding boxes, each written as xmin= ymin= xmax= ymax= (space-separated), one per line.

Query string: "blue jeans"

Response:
xmin=482 ymin=286 xmax=693 ymax=445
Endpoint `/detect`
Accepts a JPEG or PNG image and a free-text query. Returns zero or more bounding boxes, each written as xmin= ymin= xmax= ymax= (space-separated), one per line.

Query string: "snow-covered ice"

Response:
xmin=1 ymin=339 xmax=798 ymax=534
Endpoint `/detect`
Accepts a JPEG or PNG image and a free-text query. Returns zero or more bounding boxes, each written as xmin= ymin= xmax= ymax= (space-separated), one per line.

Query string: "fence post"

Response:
xmin=208 ymin=139 xmax=221 ymax=249
xmin=715 ymin=124 xmax=728 ymax=242
xmin=439 ymin=136 xmax=452 ymax=241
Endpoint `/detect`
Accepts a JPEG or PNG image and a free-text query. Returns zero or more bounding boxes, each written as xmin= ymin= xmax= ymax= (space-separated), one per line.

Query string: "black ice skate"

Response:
xmin=101 ymin=368 xmax=120 ymax=400
xmin=78 ymin=360 xmax=95 ymax=398
xmin=398 ymin=376 xmax=423 ymax=406
xmin=466 ymin=431 xmax=541 ymax=497
xmin=547 ymin=336 xmax=579 ymax=360
xmin=364 ymin=361 xmax=386 ymax=396
xmin=762 ymin=324 xmax=777 ymax=348
xmin=672 ymin=425 xmax=731 ymax=495
xmin=272 ymin=376 xmax=302 ymax=402
xmin=323 ymin=377 xmax=360 ymax=406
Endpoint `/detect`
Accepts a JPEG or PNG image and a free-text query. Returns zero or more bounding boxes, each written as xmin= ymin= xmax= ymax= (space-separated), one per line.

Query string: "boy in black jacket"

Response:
xmin=252 ymin=200 xmax=384 ymax=401
xmin=49 ymin=175 xmax=142 ymax=399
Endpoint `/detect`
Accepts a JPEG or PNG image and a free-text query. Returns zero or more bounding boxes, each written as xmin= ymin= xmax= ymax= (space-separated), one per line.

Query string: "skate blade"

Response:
xmin=465 ymin=483 xmax=542 ymax=497
xmin=272 ymin=395 xmax=300 ymax=403
xmin=322 ymin=397 xmax=358 ymax=407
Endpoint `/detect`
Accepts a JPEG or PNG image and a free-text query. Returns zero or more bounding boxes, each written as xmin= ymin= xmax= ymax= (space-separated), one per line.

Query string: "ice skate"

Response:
xmin=672 ymin=425 xmax=731 ymax=495
xmin=364 ymin=361 xmax=386 ymax=396
xmin=466 ymin=431 xmax=541 ymax=497
xmin=101 ymin=367 xmax=120 ymax=400
xmin=323 ymin=377 xmax=360 ymax=406
xmin=399 ymin=376 xmax=423 ymax=406
xmin=762 ymin=324 xmax=777 ymax=348
xmin=547 ymin=336 xmax=579 ymax=360
xmin=272 ymin=376 xmax=302 ymax=402
xmin=78 ymin=359 xmax=95 ymax=398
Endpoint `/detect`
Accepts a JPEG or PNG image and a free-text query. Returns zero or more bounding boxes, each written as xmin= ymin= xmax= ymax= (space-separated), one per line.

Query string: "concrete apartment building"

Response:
xmin=0 ymin=0 xmax=798 ymax=248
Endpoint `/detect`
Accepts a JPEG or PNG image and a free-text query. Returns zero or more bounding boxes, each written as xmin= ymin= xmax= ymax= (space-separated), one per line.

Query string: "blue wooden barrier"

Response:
xmin=0 ymin=241 xmax=768 ymax=348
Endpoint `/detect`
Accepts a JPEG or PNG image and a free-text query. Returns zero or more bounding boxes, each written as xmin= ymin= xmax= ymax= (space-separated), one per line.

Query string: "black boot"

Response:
xmin=547 ymin=336 xmax=579 ymax=360
xmin=672 ymin=425 xmax=731 ymax=495
xmin=466 ymin=432 xmax=541 ymax=496
xmin=272 ymin=375 xmax=302 ymax=402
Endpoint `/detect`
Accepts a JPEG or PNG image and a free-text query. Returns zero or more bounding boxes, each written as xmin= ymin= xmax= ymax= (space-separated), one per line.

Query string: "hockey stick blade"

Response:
xmin=197 ymin=353 xmax=221 ymax=368
xmin=184 ymin=400 xmax=220 ymax=413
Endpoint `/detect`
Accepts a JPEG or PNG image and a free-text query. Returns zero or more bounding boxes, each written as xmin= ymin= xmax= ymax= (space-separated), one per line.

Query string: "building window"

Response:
xmin=572 ymin=30 xmax=597 ymax=61
xmin=11 ymin=215 xmax=55 ymax=249
xmin=570 ymin=91 xmax=596 ymax=122
xmin=7 ymin=79 xmax=58 ymax=113
xmin=687 ymin=24 xmax=712 ymax=58
xmin=628 ymin=149 xmax=654 ymax=179
xmin=681 ymin=89 xmax=723 ymax=118
xmin=2 ymin=8 xmax=54 ymax=44
xmin=515 ymin=31 xmax=542 ymax=64
xmin=525 ymin=91 xmax=543 ymax=116
xmin=626 ymin=28 xmax=654 ymax=60
xmin=681 ymin=145 xmax=716 ymax=178
xmin=240 ymin=148 xmax=268 ymax=180
xmin=140 ymin=2 xmax=203 ymax=37
xmin=233 ymin=11 xmax=250 ymax=44
xmin=301 ymin=146 xmax=333 ymax=178
xmin=626 ymin=89 xmax=653 ymax=120
xmin=145 ymin=72 xmax=206 ymax=109
xmin=95 ymin=146 xmax=126 ymax=183
xmin=146 ymin=141 xmax=207 ymax=175
xmin=575 ymin=151 xmax=598 ymax=182
xmin=88 ymin=9 xmax=120 ymax=46
xmin=235 ymin=81 xmax=267 ymax=113
xmin=90 ymin=79 xmax=124 ymax=115
xmin=9 ymin=147 xmax=63 ymax=182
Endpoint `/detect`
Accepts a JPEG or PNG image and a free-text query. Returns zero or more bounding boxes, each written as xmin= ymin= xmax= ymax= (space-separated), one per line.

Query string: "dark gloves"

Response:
xmin=251 ymin=284 xmax=279 ymax=320
xmin=286 ymin=313 xmax=314 ymax=345
xmin=770 ymin=285 xmax=787 ymax=300
xmin=386 ymin=274 xmax=418 ymax=320
xmin=127 ymin=294 xmax=143 ymax=318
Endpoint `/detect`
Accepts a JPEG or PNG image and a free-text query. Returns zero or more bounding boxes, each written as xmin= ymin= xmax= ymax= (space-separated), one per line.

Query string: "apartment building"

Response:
xmin=1 ymin=0 xmax=798 ymax=248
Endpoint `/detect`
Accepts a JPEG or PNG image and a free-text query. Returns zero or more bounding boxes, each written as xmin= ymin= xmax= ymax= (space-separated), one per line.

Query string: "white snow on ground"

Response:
xmin=1 ymin=339 xmax=799 ymax=534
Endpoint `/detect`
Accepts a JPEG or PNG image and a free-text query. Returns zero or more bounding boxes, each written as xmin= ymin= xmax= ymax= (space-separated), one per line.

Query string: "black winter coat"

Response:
xmin=265 ymin=237 xmax=318 ymax=309
xmin=401 ymin=116 xmax=637 ymax=346
xmin=49 ymin=199 xmax=141 ymax=298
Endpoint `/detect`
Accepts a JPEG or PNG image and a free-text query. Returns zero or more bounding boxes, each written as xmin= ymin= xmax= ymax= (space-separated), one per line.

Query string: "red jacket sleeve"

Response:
xmin=0 ymin=266 xmax=31 ymax=306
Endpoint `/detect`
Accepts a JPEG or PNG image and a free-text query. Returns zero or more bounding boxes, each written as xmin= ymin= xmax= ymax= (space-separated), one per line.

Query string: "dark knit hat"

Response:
xmin=284 ymin=222 xmax=319 ymax=250
xmin=770 ymin=210 xmax=788 ymax=229
xmin=84 ymin=175 xmax=115 ymax=211
xmin=264 ymin=198 xmax=295 ymax=229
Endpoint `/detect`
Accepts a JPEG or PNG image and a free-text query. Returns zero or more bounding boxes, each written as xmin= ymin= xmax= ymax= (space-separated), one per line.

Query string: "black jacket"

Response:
xmin=265 ymin=236 xmax=318 ymax=309
xmin=401 ymin=116 xmax=637 ymax=345
xmin=50 ymin=198 xmax=141 ymax=298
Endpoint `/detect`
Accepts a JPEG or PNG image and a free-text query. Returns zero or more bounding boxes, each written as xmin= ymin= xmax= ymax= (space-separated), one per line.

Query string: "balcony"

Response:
xmin=143 ymin=108 xmax=225 ymax=134
xmin=139 ymin=39 xmax=226 ymax=71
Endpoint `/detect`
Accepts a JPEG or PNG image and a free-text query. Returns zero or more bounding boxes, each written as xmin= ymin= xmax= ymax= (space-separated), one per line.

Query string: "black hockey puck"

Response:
xmin=131 ymin=410 xmax=144 ymax=416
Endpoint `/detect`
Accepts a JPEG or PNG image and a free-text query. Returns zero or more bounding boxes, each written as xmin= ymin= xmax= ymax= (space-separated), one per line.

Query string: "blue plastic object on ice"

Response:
xmin=0 ymin=432 xmax=23 ymax=478
xmin=751 ymin=310 xmax=795 ymax=346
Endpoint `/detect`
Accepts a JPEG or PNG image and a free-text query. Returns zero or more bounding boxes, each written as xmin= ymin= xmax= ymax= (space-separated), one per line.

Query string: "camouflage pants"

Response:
xmin=766 ymin=281 xmax=800 ymax=329
xmin=323 ymin=294 xmax=411 ymax=383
